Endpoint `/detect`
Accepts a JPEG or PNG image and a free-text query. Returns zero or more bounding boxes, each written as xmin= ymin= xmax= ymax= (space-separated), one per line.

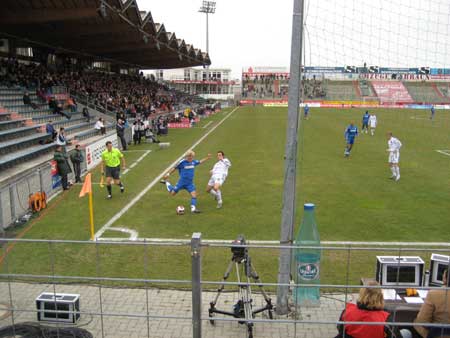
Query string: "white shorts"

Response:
xmin=369 ymin=123 xmax=376 ymax=128
xmin=389 ymin=152 xmax=400 ymax=164
xmin=208 ymin=174 xmax=226 ymax=187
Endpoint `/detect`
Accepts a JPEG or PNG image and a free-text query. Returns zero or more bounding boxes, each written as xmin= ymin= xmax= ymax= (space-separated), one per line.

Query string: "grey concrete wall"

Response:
xmin=0 ymin=163 xmax=54 ymax=230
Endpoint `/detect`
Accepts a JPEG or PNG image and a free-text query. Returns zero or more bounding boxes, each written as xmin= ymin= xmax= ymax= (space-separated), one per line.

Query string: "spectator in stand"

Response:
xmin=46 ymin=120 xmax=57 ymax=141
xmin=66 ymin=96 xmax=77 ymax=112
xmin=54 ymin=145 xmax=71 ymax=190
xmin=116 ymin=118 xmax=127 ymax=150
xmin=56 ymin=127 xmax=69 ymax=151
xmin=48 ymin=96 xmax=57 ymax=111
xmin=36 ymin=88 xmax=47 ymax=103
xmin=133 ymin=118 xmax=145 ymax=145
xmin=23 ymin=92 xmax=38 ymax=109
xmin=95 ymin=118 xmax=106 ymax=135
xmin=54 ymin=102 xmax=71 ymax=119
xmin=70 ymin=144 xmax=84 ymax=183
xmin=82 ymin=107 xmax=90 ymax=122
xmin=116 ymin=111 xmax=127 ymax=124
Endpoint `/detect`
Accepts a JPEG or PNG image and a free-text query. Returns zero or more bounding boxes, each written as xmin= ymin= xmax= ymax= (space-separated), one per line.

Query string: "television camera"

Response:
xmin=209 ymin=235 xmax=273 ymax=338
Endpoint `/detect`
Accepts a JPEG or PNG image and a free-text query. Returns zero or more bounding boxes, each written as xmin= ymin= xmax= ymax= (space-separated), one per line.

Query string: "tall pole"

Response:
xmin=206 ymin=12 xmax=210 ymax=95
xmin=206 ymin=13 xmax=209 ymax=55
xmin=276 ymin=0 xmax=305 ymax=315
xmin=199 ymin=1 xmax=216 ymax=97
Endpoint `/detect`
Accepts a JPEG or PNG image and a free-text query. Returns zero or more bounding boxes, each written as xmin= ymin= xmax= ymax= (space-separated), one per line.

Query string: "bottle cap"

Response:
xmin=304 ymin=203 xmax=315 ymax=210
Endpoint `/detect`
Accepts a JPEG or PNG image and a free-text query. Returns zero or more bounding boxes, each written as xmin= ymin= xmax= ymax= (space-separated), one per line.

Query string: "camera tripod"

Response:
xmin=208 ymin=242 xmax=273 ymax=338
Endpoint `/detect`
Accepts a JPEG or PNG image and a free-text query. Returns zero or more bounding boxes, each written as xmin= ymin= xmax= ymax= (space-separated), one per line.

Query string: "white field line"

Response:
xmin=104 ymin=227 xmax=138 ymax=240
xmin=95 ymin=237 xmax=450 ymax=247
xmin=94 ymin=107 xmax=240 ymax=240
xmin=203 ymin=121 xmax=213 ymax=129
xmin=123 ymin=150 xmax=151 ymax=175
xmin=436 ymin=150 xmax=450 ymax=157
xmin=122 ymin=150 xmax=152 ymax=152
xmin=409 ymin=116 xmax=430 ymax=120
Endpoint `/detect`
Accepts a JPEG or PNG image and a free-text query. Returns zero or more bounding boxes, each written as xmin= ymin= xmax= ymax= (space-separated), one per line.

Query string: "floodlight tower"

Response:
xmin=199 ymin=1 xmax=216 ymax=95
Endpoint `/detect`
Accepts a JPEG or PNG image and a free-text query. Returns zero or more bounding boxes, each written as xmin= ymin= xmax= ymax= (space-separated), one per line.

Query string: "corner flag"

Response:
xmin=79 ymin=173 xmax=95 ymax=240
xmin=79 ymin=173 xmax=92 ymax=197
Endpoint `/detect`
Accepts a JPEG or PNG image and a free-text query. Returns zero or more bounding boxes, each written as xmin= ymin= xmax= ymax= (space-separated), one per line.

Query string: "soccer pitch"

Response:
xmin=3 ymin=106 xmax=450 ymax=285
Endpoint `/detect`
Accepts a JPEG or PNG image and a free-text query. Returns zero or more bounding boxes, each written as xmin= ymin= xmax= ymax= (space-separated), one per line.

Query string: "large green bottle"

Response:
xmin=293 ymin=203 xmax=321 ymax=307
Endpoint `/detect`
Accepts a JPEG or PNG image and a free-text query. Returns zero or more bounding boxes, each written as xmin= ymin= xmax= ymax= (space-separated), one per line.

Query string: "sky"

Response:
xmin=137 ymin=0 xmax=450 ymax=78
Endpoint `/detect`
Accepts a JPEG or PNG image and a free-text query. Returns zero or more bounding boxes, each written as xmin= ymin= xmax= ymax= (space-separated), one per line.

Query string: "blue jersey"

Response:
xmin=431 ymin=106 xmax=435 ymax=114
xmin=362 ymin=113 xmax=370 ymax=123
xmin=304 ymin=105 xmax=309 ymax=114
xmin=345 ymin=125 xmax=358 ymax=140
xmin=176 ymin=159 xmax=200 ymax=182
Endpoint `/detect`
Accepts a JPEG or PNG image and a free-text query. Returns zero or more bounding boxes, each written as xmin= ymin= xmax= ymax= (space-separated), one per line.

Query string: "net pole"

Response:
xmin=276 ymin=0 xmax=305 ymax=315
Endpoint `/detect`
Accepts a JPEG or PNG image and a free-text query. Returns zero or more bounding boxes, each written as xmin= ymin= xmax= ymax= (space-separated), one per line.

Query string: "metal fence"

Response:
xmin=0 ymin=235 xmax=450 ymax=338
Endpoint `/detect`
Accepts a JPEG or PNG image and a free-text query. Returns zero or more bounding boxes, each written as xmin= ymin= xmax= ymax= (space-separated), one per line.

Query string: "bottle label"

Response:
xmin=298 ymin=263 xmax=320 ymax=281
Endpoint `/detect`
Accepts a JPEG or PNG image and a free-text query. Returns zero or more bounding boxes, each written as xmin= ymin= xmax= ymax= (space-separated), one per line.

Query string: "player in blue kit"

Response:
xmin=304 ymin=104 xmax=310 ymax=120
xmin=430 ymin=105 xmax=435 ymax=120
xmin=344 ymin=122 xmax=358 ymax=157
xmin=362 ymin=111 xmax=370 ymax=134
xmin=161 ymin=150 xmax=211 ymax=213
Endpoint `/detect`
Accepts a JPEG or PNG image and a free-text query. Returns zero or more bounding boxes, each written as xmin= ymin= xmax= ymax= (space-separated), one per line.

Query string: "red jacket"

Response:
xmin=342 ymin=303 xmax=390 ymax=338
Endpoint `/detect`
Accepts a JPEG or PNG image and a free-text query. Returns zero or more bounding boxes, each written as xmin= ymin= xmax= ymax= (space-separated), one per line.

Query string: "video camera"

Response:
xmin=231 ymin=235 xmax=247 ymax=262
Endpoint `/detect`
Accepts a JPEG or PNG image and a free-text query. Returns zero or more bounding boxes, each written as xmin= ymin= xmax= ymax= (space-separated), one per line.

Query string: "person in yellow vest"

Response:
xmin=101 ymin=141 xmax=126 ymax=199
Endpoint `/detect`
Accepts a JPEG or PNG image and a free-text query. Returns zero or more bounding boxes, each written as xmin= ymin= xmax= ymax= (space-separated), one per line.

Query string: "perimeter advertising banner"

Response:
xmin=85 ymin=134 xmax=119 ymax=171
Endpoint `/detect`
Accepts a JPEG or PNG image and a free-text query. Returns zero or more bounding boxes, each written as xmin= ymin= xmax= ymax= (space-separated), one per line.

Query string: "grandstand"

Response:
xmin=0 ymin=0 xmax=210 ymax=228
xmin=403 ymin=82 xmax=446 ymax=103
xmin=241 ymin=67 xmax=450 ymax=105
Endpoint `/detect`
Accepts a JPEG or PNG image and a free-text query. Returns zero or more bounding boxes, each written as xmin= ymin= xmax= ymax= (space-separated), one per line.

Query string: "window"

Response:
xmin=184 ymin=69 xmax=190 ymax=81
xmin=16 ymin=47 xmax=33 ymax=57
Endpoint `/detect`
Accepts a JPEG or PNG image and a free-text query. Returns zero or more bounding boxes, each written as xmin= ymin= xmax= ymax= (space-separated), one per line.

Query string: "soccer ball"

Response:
xmin=176 ymin=205 xmax=185 ymax=215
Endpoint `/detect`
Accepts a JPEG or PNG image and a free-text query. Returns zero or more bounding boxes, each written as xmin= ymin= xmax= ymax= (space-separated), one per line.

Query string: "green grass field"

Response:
xmin=2 ymin=106 xmax=450 ymax=288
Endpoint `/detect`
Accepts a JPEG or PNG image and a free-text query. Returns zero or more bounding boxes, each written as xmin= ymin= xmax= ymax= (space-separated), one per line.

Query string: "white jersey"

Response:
xmin=211 ymin=158 xmax=231 ymax=177
xmin=209 ymin=158 xmax=231 ymax=186
xmin=369 ymin=115 xmax=377 ymax=127
xmin=388 ymin=137 xmax=402 ymax=163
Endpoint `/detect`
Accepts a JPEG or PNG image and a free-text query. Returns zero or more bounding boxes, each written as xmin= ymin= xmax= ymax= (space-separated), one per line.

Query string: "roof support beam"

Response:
xmin=0 ymin=8 xmax=99 ymax=25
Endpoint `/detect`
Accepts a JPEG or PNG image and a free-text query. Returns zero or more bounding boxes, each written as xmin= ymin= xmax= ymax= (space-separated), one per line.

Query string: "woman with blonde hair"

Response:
xmin=335 ymin=281 xmax=401 ymax=338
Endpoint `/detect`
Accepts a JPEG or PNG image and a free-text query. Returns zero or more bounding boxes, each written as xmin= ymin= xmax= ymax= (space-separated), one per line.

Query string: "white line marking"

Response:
xmin=94 ymin=107 xmax=240 ymax=240
xmin=410 ymin=116 xmax=430 ymax=120
xmin=122 ymin=150 xmax=151 ymax=152
xmin=105 ymin=227 xmax=138 ymax=240
xmin=122 ymin=150 xmax=151 ymax=176
xmin=203 ymin=121 xmax=213 ymax=129
xmin=96 ymin=237 xmax=450 ymax=247
xmin=436 ymin=150 xmax=450 ymax=157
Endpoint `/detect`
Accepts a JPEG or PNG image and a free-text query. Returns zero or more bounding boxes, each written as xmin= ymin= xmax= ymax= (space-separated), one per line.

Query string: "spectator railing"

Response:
xmin=1 ymin=235 xmax=449 ymax=338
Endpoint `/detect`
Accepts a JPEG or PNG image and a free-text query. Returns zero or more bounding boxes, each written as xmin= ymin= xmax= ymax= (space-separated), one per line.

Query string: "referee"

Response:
xmin=101 ymin=141 xmax=126 ymax=199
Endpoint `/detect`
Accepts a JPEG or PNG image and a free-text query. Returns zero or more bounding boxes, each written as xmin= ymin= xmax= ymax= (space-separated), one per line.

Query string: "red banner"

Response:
xmin=371 ymin=81 xmax=414 ymax=103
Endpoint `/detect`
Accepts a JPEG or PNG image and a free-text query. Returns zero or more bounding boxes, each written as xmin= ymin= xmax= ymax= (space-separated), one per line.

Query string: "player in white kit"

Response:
xmin=387 ymin=132 xmax=402 ymax=181
xmin=206 ymin=151 xmax=231 ymax=208
xmin=369 ymin=114 xmax=377 ymax=136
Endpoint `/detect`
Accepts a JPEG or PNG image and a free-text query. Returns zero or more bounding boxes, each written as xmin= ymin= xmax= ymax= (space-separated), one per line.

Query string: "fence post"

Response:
xmin=191 ymin=232 xmax=202 ymax=338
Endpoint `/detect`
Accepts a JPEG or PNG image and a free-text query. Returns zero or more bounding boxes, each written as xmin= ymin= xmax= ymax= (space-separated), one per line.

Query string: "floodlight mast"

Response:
xmin=199 ymin=1 xmax=216 ymax=95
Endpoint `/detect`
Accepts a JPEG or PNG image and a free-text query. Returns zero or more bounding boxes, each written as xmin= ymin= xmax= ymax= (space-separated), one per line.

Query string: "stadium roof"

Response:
xmin=0 ymin=0 xmax=211 ymax=69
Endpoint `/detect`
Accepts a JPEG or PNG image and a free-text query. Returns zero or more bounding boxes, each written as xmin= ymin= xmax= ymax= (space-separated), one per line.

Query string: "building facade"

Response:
xmin=154 ymin=67 xmax=235 ymax=100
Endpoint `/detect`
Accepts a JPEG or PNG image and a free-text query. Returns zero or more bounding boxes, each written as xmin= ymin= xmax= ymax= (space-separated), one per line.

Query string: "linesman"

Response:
xmin=101 ymin=141 xmax=126 ymax=199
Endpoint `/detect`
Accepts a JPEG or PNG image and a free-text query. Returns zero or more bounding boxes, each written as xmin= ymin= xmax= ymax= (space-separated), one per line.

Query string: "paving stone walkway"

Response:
xmin=0 ymin=282 xmax=354 ymax=338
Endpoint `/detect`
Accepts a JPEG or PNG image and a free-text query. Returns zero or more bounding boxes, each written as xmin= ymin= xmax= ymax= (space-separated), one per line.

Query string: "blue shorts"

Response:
xmin=173 ymin=181 xmax=196 ymax=193
xmin=346 ymin=137 xmax=355 ymax=145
